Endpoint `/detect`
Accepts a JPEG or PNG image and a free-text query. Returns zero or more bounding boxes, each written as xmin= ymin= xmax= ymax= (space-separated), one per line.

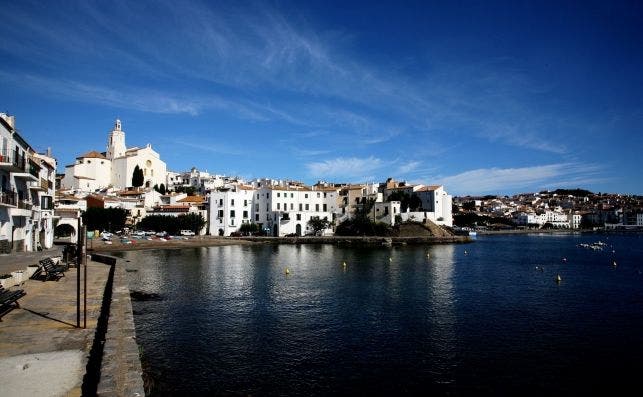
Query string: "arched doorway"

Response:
xmin=295 ymin=224 xmax=302 ymax=236
xmin=55 ymin=223 xmax=77 ymax=242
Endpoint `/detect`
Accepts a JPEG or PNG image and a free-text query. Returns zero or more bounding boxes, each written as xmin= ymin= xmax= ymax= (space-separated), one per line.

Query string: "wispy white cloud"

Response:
xmin=306 ymin=156 xmax=386 ymax=179
xmin=397 ymin=161 xmax=421 ymax=175
xmin=435 ymin=163 xmax=604 ymax=195
xmin=291 ymin=147 xmax=331 ymax=157
xmin=166 ymin=138 xmax=245 ymax=156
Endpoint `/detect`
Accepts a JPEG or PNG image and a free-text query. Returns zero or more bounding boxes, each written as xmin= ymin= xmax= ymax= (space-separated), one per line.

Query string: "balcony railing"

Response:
xmin=28 ymin=159 xmax=40 ymax=178
xmin=0 ymin=149 xmax=26 ymax=171
xmin=0 ymin=190 xmax=17 ymax=206
xmin=18 ymin=199 xmax=33 ymax=210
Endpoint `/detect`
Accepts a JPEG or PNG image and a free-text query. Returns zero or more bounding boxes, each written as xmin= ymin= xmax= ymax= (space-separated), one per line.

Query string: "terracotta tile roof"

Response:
xmin=178 ymin=195 xmax=204 ymax=203
xmin=117 ymin=190 xmax=146 ymax=196
xmin=416 ymin=185 xmax=442 ymax=192
xmin=76 ymin=150 xmax=107 ymax=160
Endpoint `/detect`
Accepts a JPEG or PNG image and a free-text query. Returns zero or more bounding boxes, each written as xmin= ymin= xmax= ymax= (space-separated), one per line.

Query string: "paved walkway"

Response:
xmin=0 ymin=246 xmax=64 ymax=275
xmin=0 ymin=261 xmax=111 ymax=396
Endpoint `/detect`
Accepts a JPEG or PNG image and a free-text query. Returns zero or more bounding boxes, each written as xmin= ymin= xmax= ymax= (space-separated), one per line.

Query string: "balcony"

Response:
xmin=13 ymin=157 xmax=40 ymax=181
xmin=29 ymin=177 xmax=50 ymax=191
xmin=0 ymin=149 xmax=26 ymax=172
xmin=0 ymin=190 xmax=17 ymax=207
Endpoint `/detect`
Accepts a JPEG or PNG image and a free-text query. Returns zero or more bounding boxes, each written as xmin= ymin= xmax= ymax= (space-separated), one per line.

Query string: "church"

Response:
xmin=62 ymin=119 xmax=167 ymax=192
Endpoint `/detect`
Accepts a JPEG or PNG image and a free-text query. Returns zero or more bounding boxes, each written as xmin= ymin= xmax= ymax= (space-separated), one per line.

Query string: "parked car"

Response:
xmin=156 ymin=231 xmax=168 ymax=237
xmin=180 ymin=230 xmax=195 ymax=236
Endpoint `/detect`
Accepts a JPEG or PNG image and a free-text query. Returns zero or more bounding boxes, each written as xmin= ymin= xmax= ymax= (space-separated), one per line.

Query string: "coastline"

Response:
xmin=89 ymin=235 xmax=471 ymax=252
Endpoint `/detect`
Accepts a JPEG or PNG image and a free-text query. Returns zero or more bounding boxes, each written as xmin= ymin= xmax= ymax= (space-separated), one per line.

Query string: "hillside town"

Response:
xmin=2 ymin=114 xmax=642 ymax=253
xmin=453 ymin=190 xmax=643 ymax=231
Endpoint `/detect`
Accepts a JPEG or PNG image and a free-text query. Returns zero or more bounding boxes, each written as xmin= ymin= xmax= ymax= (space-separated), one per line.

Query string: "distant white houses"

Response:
xmin=208 ymin=177 xmax=453 ymax=236
xmin=62 ymin=119 xmax=167 ymax=192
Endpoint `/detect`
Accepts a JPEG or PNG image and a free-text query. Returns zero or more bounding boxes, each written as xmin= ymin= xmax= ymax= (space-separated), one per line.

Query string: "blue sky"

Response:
xmin=1 ymin=0 xmax=642 ymax=195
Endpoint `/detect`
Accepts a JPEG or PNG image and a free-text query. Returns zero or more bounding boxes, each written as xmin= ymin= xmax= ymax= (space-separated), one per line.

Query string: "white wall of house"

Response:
xmin=62 ymin=155 xmax=112 ymax=192
xmin=209 ymin=187 xmax=255 ymax=236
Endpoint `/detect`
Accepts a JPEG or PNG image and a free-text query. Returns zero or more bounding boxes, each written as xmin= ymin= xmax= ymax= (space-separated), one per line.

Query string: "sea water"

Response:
xmin=115 ymin=233 xmax=643 ymax=396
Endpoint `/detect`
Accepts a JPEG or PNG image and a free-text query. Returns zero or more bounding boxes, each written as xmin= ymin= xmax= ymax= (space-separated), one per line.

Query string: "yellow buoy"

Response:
xmin=285 ymin=268 xmax=290 ymax=275
xmin=343 ymin=261 xmax=347 ymax=267
xmin=556 ymin=274 xmax=562 ymax=283
xmin=389 ymin=257 xmax=393 ymax=262
xmin=612 ymin=260 xmax=617 ymax=267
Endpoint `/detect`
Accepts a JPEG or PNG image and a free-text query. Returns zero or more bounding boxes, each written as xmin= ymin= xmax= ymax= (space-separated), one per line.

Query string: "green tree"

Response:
xmin=82 ymin=207 xmax=128 ymax=232
xmin=132 ymin=165 xmax=144 ymax=188
xmin=307 ymin=216 xmax=331 ymax=235
xmin=137 ymin=213 xmax=206 ymax=235
xmin=239 ymin=222 xmax=261 ymax=235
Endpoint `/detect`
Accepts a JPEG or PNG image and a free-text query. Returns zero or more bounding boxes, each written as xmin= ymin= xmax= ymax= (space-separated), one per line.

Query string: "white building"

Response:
xmin=62 ymin=119 xmax=167 ymax=192
xmin=209 ymin=183 xmax=338 ymax=236
xmin=209 ymin=185 xmax=255 ymax=236
xmin=514 ymin=212 xmax=541 ymax=226
xmin=567 ymin=212 xmax=582 ymax=229
xmin=382 ymin=180 xmax=453 ymax=227
xmin=1 ymin=113 xmax=56 ymax=253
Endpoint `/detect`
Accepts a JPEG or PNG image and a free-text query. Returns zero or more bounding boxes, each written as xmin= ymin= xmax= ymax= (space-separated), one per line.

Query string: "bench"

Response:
xmin=0 ymin=285 xmax=26 ymax=317
xmin=31 ymin=258 xmax=67 ymax=281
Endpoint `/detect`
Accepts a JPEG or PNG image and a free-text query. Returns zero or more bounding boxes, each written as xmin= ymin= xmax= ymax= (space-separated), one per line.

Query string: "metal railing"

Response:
xmin=0 ymin=149 xmax=26 ymax=171
xmin=0 ymin=190 xmax=17 ymax=206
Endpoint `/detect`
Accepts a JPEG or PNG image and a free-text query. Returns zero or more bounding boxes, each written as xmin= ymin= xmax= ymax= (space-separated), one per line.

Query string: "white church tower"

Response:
xmin=106 ymin=118 xmax=126 ymax=160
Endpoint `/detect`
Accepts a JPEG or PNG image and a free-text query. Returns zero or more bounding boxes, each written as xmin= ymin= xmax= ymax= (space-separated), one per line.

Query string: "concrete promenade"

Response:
xmin=0 ymin=251 xmax=144 ymax=396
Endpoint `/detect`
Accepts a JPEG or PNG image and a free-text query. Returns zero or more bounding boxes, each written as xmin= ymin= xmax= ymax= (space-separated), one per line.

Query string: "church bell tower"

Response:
xmin=107 ymin=118 xmax=126 ymax=160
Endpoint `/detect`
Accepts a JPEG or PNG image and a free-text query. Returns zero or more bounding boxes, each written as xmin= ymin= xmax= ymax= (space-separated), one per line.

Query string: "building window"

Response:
xmin=305 ymin=204 xmax=309 ymax=211
xmin=296 ymin=214 xmax=301 ymax=221
xmin=243 ymin=200 xmax=247 ymax=206
xmin=231 ymin=218 xmax=234 ymax=226
xmin=257 ymin=194 xmax=259 ymax=199
xmin=290 ymin=193 xmax=294 ymax=198
xmin=316 ymin=204 xmax=320 ymax=211
xmin=255 ymin=204 xmax=259 ymax=211
xmin=231 ymin=199 xmax=235 ymax=206
xmin=290 ymin=203 xmax=293 ymax=210
xmin=324 ymin=193 xmax=327 ymax=198
xmin=218 ymin=210 xmax=223 ymax=218
xmin=219 ymin=199 xmax=223 ymax=206
xmin=277 ymin=192 xmax=280 ymax=197
xmin=255 ymin=214 xmax=259 ymax=221
xmin=87 ymin=160 xmax=91 ymax=164
xmin=305 ymin=194 xmax=308 ymax=198
xmin=299 ymin=203 xmax=303 ymax=211
xmin=323 ymin=204 xmax=327 ymax=211
xmin=317 ymin=193 xmax=320 ymax=198
xmin=277 ymin=203 xmax=281 ymax=210
xmin=243 ymin=211 xmax=248 ymax=218
xmin=230 ymin=210 xmax=236 ymax=218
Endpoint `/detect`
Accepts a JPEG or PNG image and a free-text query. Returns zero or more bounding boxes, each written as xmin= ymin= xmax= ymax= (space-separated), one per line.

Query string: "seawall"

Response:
xmin=92 ymin=253 xmax=145 ymax=396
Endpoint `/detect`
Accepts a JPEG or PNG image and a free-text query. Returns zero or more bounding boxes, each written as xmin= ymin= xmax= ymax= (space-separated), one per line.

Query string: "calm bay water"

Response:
xmin=115 ymin=234 xmax=643 ymax=396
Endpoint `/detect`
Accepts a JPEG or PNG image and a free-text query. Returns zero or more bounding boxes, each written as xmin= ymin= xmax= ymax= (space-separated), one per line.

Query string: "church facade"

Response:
xmin=62 ymin=119 xmax=167 ymax=192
